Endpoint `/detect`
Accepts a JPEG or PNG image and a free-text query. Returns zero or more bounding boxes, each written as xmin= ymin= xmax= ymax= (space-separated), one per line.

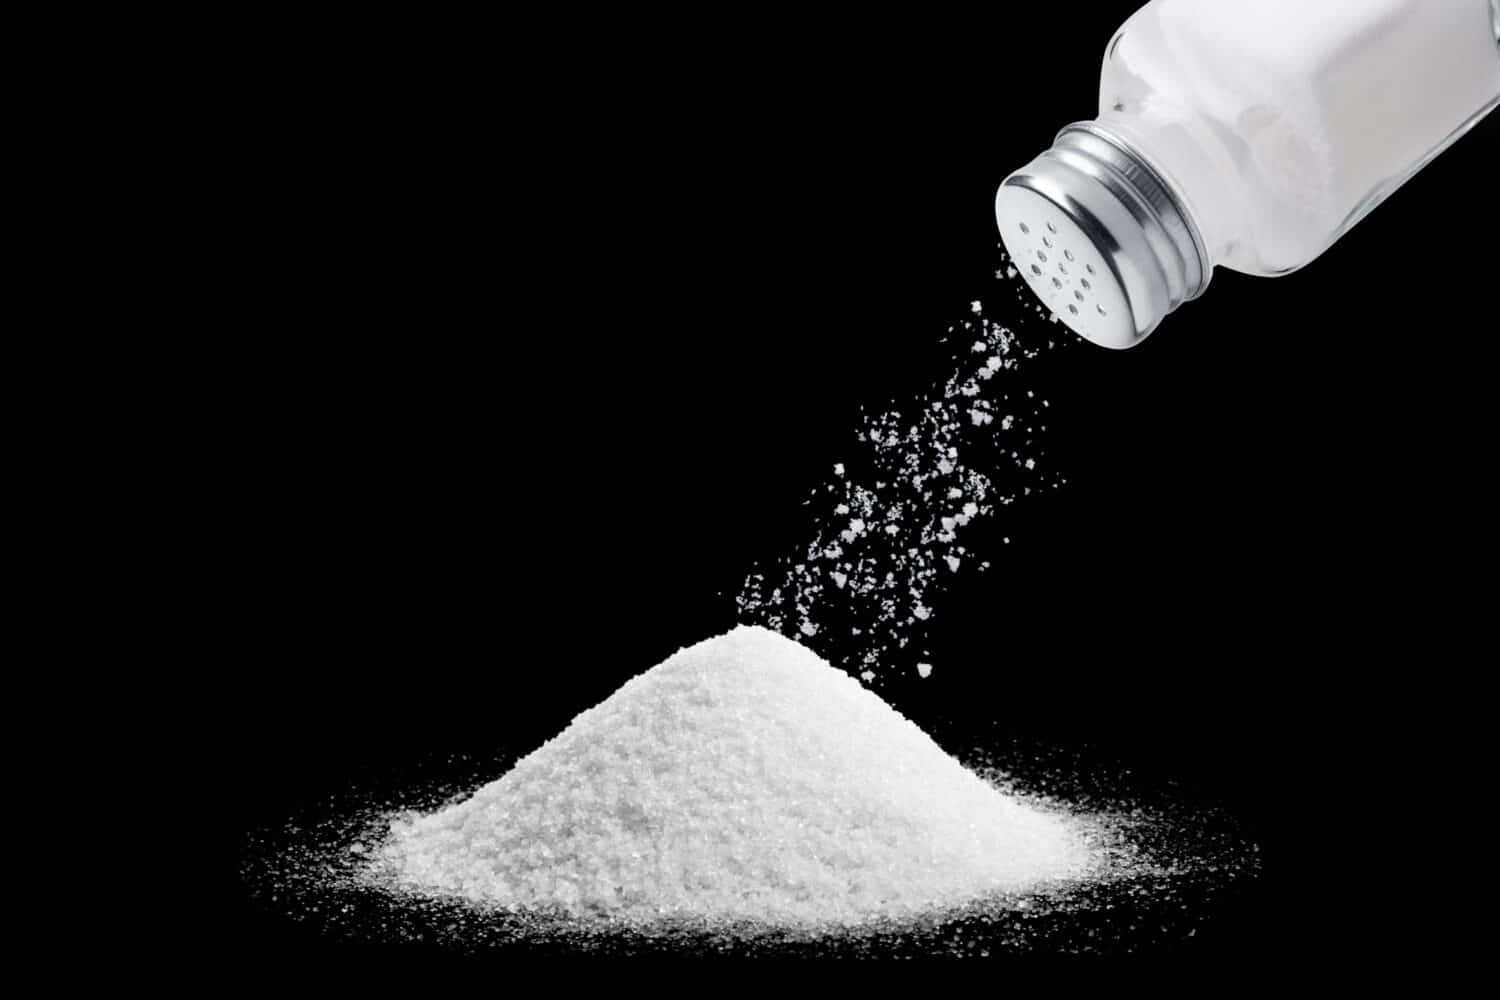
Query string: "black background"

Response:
xmin=225 ymin=4 xmax=1497 ymax=975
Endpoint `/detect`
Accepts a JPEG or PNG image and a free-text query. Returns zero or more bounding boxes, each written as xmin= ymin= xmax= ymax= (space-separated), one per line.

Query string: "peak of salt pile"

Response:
xmin=378 ymin=626 xmax=1092 ymax=926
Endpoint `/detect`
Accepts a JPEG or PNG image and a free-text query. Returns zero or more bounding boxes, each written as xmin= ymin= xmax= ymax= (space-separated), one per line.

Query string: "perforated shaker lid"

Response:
xmin=995 ymin=123 xmax=1210 ymax=349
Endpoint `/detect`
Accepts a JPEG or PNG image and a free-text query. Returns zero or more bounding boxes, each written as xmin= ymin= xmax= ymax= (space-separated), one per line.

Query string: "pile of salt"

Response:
xmin=377 ymin=626 xmax=1092 ymax=926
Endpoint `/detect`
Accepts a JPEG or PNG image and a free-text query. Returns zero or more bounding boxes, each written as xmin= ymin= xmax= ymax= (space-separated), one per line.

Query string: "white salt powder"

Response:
xmin=375 ymin=626 xmax=1093 ymax=927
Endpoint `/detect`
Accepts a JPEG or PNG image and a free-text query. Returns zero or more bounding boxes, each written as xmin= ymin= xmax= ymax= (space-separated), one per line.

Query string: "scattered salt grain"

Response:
xmin=917 ymin=662 xmax=933 ymax=679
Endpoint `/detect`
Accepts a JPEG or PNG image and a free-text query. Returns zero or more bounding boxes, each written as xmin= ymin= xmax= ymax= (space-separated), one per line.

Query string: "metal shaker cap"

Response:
xmin=995 ymin=123 xmax=1210 ymax=349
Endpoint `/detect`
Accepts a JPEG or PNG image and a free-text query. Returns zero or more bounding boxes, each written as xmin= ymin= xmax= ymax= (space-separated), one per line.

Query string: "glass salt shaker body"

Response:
xmin=996 ymin=0 xmax=1500 ymax=347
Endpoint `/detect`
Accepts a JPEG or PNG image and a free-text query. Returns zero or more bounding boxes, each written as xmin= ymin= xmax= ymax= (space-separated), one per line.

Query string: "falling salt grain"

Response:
xmin=917 ymin=662 xmax=933 ymax=679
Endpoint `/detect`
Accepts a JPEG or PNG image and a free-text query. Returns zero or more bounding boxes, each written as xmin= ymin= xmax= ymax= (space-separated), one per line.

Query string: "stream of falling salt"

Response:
xmin=735 ymin=254 xmax=1070 ymax=684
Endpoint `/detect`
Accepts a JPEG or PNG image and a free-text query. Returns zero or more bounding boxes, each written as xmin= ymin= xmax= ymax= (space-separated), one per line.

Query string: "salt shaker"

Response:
xmin=997 ymin=0 xmax=1500 ymax=348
